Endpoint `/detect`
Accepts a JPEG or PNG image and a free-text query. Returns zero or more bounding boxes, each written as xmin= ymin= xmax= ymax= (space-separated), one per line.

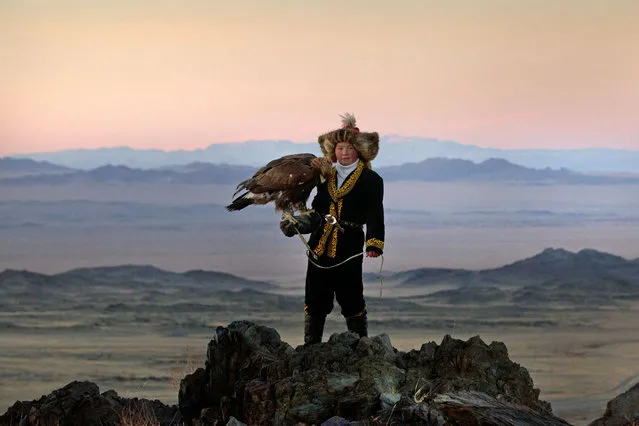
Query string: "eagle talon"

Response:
xmin=281 ymin=212 xmax=298 ymax=226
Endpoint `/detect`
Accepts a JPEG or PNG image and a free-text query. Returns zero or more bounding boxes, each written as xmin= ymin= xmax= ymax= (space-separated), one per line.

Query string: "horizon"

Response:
xmin=0 ymin=245 xmax=634 ymax=278
xmin=5 ymin=133 xmax=639 ymax=159
xmin=2 ymin=1 xmax=638 ymax=156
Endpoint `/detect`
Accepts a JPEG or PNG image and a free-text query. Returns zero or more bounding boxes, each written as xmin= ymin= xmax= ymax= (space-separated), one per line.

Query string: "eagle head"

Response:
xmin=311 ymin=156 xmax=334 ymax=180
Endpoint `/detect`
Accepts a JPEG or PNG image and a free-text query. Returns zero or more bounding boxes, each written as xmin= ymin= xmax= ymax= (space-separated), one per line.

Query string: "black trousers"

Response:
xmin=304 ymin=255 xmax=366 ymax=319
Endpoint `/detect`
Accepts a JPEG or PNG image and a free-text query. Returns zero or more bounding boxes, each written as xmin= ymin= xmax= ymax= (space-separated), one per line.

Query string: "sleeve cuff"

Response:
xmin=365 ymin=238 xmax=384 ymax=254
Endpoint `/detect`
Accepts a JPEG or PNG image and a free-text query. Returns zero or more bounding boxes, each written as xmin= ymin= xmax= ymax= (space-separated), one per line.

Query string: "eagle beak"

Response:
xmin=319 ymin=176 xmax=326 ymax=184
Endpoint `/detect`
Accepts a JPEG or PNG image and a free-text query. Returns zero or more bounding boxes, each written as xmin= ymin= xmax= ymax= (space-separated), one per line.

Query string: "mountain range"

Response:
xmin=377 ymin=247 xmax=639 ymax=285
xmin=371 ymin=248 xmax=639 ymax=306
xmin=2 ymin=248 xmax=638 ymax=312
xmin=9 ymin=136 xmax=639 ymax=173
xmin=0 ymin=265 xmax=276 ymax=313
xmin=0 ymin=157 xmax=73 ymax=177
xmin=0 ymin=161 xmax=255 ymax=186
xmin=2 ymin=157 xmax=639 ymax=186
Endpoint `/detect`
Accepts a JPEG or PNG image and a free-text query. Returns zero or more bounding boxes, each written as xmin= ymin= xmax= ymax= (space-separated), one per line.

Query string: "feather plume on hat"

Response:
xmin=340 ymin=113 xmax=359 ymax=131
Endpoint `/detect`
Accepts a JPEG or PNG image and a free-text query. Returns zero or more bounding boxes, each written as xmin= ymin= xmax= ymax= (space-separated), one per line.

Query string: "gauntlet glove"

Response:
xmin=280 ymin=211 xmax=321 ymax=237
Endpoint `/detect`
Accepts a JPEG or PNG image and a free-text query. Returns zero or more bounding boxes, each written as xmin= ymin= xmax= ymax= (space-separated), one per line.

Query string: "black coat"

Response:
xmin=308 ymin=161 xmax=385 ymax=263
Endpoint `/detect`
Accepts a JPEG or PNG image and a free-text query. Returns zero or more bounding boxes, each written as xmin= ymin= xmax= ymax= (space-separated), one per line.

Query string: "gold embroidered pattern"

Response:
xmin=327 ymin=228 xmax=338 ymax=258
xmin=326 ymin=199 xmax=344 ymax=258
xmin=366 ymin=238 xmax=384 ymax=251
xmin=314 ymin=162 xmax=364 ymax=258
xmin=328 ymin=161 xmax=365 ymax=202
xmin=345 ymin=306 xmax=367 ymax=319
xmin=313 ymin=202 xmax=337 ymax=257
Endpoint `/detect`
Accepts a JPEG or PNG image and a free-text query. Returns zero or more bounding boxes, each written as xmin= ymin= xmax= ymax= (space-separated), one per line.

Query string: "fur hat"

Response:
xmin=317 ymin=113 xmax=380 ymax=168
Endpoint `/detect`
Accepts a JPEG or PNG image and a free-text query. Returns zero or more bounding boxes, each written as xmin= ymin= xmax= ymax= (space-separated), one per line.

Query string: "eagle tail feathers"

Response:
xmin=225 ymin=193 xmax=253 ymax=211
xmin=234 ymin=179 xmax=250 ymax=192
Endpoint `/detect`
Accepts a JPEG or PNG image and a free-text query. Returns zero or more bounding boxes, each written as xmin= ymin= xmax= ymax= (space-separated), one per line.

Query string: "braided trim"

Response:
xmin=327 ymin=199 xmax=343 ymax=258
xmin=366 ymin=238 xmax=384 ymax=251
xmin=328 ymin=161 xmax=364 ymax=202
xmin=328 ymin=228 xmax=338 ymax=258
xmin=313 ymin=202 xmax=337 ymax=257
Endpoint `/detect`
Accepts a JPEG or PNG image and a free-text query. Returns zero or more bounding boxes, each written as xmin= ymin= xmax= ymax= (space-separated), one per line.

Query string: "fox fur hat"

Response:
xmin=317 ymin=113 xmax=380 ymax=168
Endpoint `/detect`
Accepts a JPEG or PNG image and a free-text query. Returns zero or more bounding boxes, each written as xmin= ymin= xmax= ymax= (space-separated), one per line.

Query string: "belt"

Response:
xmin=340 ymin=220 xmax=363 ymax=229
xmin=324 ymin=214 xmax=363 ymax=232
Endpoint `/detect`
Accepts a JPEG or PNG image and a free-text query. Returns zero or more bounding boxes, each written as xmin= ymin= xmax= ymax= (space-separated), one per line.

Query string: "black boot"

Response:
xmin=304 ymin=314 xmax=326 ymax=346
xmin=346 ymin=314 xmax=368 ymax=338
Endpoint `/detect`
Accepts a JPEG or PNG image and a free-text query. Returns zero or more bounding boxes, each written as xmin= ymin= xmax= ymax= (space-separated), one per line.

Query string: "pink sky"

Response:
xmin=1 ymin=0 xmax=638 ymax=156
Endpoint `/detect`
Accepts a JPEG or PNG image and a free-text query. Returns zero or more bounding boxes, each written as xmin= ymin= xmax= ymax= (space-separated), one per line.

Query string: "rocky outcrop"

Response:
xmin=1 ymin=320 xmax=575 ymax=426
xmin=178 ymin=320 xmax=571 ymax=425
xmin=0 ymin=381 xmax=181 ymax=426
xmin=589 ymin=382 xmax=639 ymax=426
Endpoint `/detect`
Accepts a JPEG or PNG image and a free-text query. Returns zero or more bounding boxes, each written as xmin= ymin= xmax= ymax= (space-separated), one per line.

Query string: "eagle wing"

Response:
xmin=243 ymin=155 xmax=316 ymax=193
xmin=226 ymin=153 xmax=325 ymax=212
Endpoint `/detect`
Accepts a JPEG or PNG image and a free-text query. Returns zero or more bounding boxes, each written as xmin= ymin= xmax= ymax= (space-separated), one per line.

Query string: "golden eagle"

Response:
xmin=225 ymin=153 xmax=333 ymax=218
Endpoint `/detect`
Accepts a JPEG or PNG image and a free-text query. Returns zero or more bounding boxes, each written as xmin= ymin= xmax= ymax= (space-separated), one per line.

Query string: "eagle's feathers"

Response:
xmin=226 ymin=153 xmax=333 ymax=214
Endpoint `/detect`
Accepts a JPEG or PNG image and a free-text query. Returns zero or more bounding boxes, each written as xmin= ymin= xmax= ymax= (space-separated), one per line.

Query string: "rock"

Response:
xmin=177 ymin=320 xmax=570 ymax=425
xmin=380 ymin=391 xmax=401 ymax=408
xmin=0 ymin=380 xmax=180 ymax=426
xmin=429 ymin=391 xmax=572 ymax=425
xmin=178 ymin=367 xmax=208 ymax=422
xmin=242 ymin=379 xmax=276 ymax=425
xmin=321 ymin=415 xmax=355 ymax=425
xmin=226 ymin=416 xmax=248 ymax=426
xmin=588 ymin=381 xmax=639 ymax=426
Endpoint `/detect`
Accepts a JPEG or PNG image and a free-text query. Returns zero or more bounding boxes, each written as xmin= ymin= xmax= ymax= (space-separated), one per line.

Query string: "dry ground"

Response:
xmin=1 ymin=306 xmax=638 ymax=426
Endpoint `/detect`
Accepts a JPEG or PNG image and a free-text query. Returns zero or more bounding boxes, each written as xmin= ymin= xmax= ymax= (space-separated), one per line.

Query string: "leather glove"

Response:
xmin=280 ymin=211 xmax=321 ymax=237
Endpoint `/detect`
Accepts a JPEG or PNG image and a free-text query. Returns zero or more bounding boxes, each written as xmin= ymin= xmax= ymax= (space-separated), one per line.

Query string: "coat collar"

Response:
xmin=328 ymin=160 xmax=365 ymax=202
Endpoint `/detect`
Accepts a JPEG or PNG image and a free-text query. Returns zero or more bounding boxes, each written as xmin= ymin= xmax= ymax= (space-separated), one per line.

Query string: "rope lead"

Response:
xmin=292 ymin=225 xmax=385 ymax=298
xmin=304 ymin=250 xmax=385 ymax=298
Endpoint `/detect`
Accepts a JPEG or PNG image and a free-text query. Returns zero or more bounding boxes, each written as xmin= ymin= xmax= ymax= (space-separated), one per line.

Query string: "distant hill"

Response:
xmin=0 ymin=163 xmax=256 ymax=186
xmin=0 ymin=157 xmax=75 ymax=177
xmin=2 ymin=158 xmax=638 ymax=186
xmin=485 ymin=247 xmax=638 ymax=283
xmin=382 ymin=247 xmax=639 ymax=287
xmin=10 ymin=136 xmax=639 ymax=173
xmin=2 ymin=249 xmax=638 ymax=313
xmin=369 ymin=248 xmax=639 ymax=307
xmin=0 ymin=264 xmax=276 ymax=310
xmin=377 ymin=157 xmax=639 ymax=184
xmin=0 ymin=264 xmax=426 ymax=329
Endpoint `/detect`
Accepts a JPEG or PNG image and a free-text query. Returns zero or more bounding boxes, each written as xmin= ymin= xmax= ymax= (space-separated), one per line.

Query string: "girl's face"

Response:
xmin=335 ymin=142 xmax=358 ymax=166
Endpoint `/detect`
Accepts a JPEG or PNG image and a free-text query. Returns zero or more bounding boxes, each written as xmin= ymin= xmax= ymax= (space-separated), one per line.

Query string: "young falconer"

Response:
xmin=280 ymin=113 xmax=385 ymax=345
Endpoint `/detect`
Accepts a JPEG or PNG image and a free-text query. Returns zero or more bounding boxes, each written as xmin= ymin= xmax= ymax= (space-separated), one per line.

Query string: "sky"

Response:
xmin=1 ymin=0 xmax=638 ymax=156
